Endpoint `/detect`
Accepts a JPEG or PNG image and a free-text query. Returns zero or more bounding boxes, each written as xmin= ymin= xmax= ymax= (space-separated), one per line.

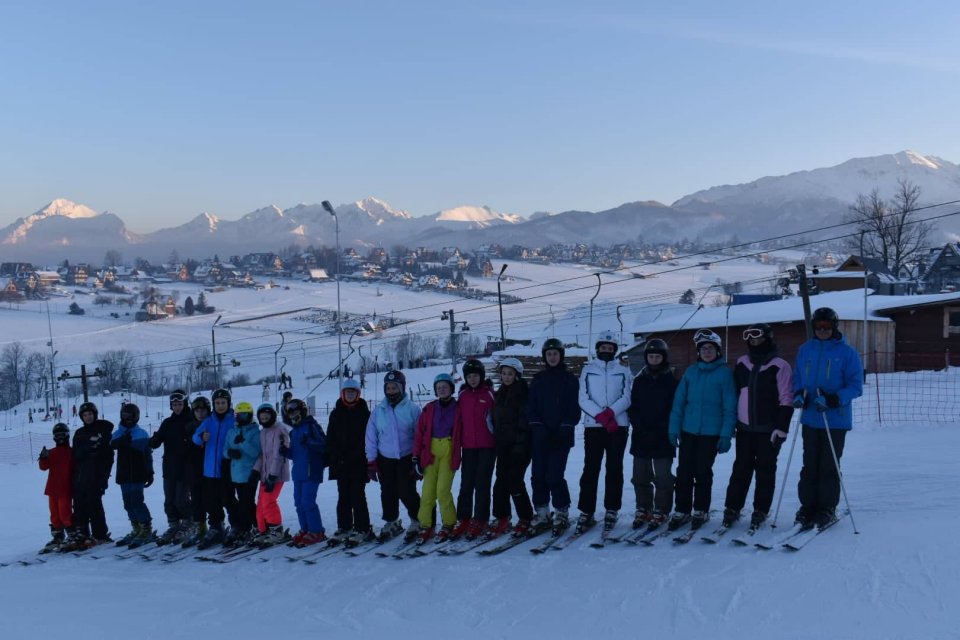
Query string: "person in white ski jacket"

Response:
xmin=575 ymin=330 xmax=633 ymax=533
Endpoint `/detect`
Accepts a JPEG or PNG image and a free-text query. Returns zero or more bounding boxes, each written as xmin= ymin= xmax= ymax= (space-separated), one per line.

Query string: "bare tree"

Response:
xmin=104 ymin=249 xmax=123 ymax=268
xmin=0 ymin=342 xmax=28 ymax=407
xmin=846 ymin=180 xmax=932 ymax=276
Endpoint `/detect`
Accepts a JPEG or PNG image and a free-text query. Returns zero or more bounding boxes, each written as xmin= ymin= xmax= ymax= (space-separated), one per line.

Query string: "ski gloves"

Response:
xmin=595 ymin=408 xmax=618 ymax=434
xmin=263 ymin=475 xmax=278 ymax=493
xmin=814 ymin=391 xmax=841 ymax=412
xmin=717 ymin=436 xmax=732 ymax=454
xmin=39 ymin=446 xmax=50 ymax=461
xmin=411 ymin=457 xmax=424 ymax=481
xmin=770 ymin=429 xmax=788 ymax=445
xmin=227 ymin=448 xmax=243 ymax=460
xmin=792 ymin=394 xmax=806 ymax=409
xmin=367 ymin=460 xmax=379 ymax=483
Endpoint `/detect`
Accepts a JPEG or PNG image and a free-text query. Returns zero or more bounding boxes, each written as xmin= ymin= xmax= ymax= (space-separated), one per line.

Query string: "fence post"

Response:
xmin=874 ymin=370 xmax=882 ymax=424
xmin=28 ymin=432 xmax=34 ymax=463
xmin=946 ymin=347 xmax=951 ymax=371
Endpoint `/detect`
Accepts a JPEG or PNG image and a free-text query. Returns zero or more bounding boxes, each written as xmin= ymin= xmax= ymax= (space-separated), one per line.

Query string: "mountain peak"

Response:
xmin=35 ymin=199 xmax=99 ymax=219
xmin=352 ymin=197 xmax=412 ymax=220
xmin=435 ymin=205 xmax=522 ymax=224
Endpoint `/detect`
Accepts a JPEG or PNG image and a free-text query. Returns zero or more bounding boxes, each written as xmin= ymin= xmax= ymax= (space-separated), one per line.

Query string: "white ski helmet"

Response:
xmin=595 ymin=329 xmax=619 ymax=353
xmin=693 ymin=328 xmax=722 ymax=350
xmin=498 ymin=357 xmax=524 ymax=376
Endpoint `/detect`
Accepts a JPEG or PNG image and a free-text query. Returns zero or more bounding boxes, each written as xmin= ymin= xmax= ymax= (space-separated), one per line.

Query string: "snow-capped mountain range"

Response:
xmin=3 ymin=151 xmax=959 ymax=262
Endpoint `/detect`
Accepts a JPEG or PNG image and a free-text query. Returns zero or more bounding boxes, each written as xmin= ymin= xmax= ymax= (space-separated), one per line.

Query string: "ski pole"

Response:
xmin=770 ymin=410 xmax=801 ymax=529
xmin=821 ymin=405 xmax=860 ymax=534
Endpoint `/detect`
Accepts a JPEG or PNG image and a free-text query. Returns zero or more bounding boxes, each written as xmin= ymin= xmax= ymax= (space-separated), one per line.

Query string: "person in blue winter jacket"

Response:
xmin=365 ymin=370 xmax=423 ymax=543
xmin=668 ymin=329 xmax=736 ymax=531
xmin=282 ymin=398 xmax=328 ymax=547
xmin=191 ymin=388 xmax=237 ymax=549
xmin=791 ymin=307 xmax=863 ymax=529
xmin=526 ymin=338 xmax=581 ymax=535
xmin=222 ymin=401 xmax=262 ymax=546
xmin=110 ymin=403 xmax=155 ymax=548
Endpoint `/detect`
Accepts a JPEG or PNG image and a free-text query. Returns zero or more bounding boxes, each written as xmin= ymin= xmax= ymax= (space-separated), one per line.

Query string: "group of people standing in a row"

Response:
xmin=37 ymin=305 xmax=863 ymax=552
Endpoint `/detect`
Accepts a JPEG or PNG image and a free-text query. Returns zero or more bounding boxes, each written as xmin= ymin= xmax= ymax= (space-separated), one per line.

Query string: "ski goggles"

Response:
xmin=693 ymin=329 xmax=721 ymax=344
xmin=742 ymin=328 xmax=766 ymax=341
xmin=169 ymin=392 xmax=186 ymax=403
xmin=813 ymin=321 xmax=834 ymax=331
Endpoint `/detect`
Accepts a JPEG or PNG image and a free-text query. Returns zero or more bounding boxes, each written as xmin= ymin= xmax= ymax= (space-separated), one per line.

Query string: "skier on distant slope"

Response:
xmin=791 ymin=307 xmax=863 ymax=529
xmin=668 ymin=329 xmax=736 ymax=531
xmin=721 ymin=324 xmax=794 ymax=531
xmin=149 ymin=390 xmax=194 ymax=545
xmin=576 ymin=330 xmax=632 ymax=535
xmin=627 ymin=339 xmax=678 ymax=530
xmin=526 ymin=338 xmax=581 ymax=535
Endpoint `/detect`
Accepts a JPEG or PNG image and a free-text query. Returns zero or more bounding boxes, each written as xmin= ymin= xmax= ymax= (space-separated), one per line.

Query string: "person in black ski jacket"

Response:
xmin=326 ymin=378 xmax=373 ymax=545
xmin=149 ymin=390 xmax=194 ymax=543
xmin=180 ymin=396 xmax=211 ymax=547
xmin=491 ymin=358 xmax=534 ymax=536
xmin=722 ymin=324 xmax=794 ymax=530
xmin=526 ymin=338 xmax=580 ymax=533
xmin=627 ymin=339 xmax=679 ymax=529
xmin=64 ymin=401 xmax=115 ymax=550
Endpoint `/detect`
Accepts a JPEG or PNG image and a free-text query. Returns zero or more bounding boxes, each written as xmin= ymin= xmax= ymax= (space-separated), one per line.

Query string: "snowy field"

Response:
xmin=2 ymin=254 xmax=958 ymax=639
xmin=1 ymin=416 xmax=957 ymax=640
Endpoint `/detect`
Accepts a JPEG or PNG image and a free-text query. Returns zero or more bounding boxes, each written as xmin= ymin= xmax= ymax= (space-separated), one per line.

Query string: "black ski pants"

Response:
xmin=190 ymin=477 xmax=206 ymax=524
xmin=202 ymin=461 xmax=239 ymax=529
xmin=798 ymin=425 xmax=846 ymax=513
xmin=377 ymin=454 xmax=420 ymax=523
xmin=492 ymin=443 xmax=533 ymax=521
xmin=336 ymin=476 xmax=371 ymax=532
xmin=724 ymin=427 xmax=781 ymax=515
xmin=631 ymin=456 xmax=675 ymax=514
xmin=229 ymin=480 xmax=257 ymax=532
xmin=674 ymin=433 xmax=719 ymax=514
xmin=162 ymin=476 xmax=192 ymax=524
xmin=73 ymin=483 xmax=109 ymax=539
xmin=577 ymin=427 xmax=629 ymax=515
xmin=457 ymin=447 xmax=497 ymax=522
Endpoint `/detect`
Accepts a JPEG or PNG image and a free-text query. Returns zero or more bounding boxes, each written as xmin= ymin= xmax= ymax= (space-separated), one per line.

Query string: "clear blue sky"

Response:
xmin=1 ymin=0 xmax=958 ymax=231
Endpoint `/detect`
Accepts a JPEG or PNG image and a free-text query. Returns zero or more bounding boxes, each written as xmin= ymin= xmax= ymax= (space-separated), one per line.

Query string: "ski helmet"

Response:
xmin=541 ymin=337 xmax=565 ymax=359
xmin=235 ymin=401 xmax=254 ymax=425
xmin=433 ymin=373 xmax=455 ymax=395
xmin=643 ymin=338 xmax=669 ymax=363
xmin=462 ymin=359 xmax=485 ymax=380
xmin=498 ymin=357 xmax=524 ymax=376
xmin=812 ymin=307 xmax=839 ymax=333
xmin=212 ymin=388 xmax=231 ymax=403
xmin=78 ymin=401 xmax=98 ymax=420
xmin=383 ymin=370 xmax=406 ymax=393
xmin=52 ymin=422 xmax=70 ymax=444
xmin=595 ymin=329 xmax=619 ymax=354
xmin=119 ymin=403 xmax=140 ymax=427
xmin=693 ymin=328 xmax=722 ymax=351
xmin=742 ymin=323 xmax=772 ymax=342
xmin=191 ymin=396 xmax=211 ymax=413
xmin=285 ymin=398 xmax=307 ymax=425
xmin=169 ymin=389 xmax=187 ymax=410
xmin=341 ymin=378 xmax=361 ymax=392
xmin=256 ymin=402 xmax=277 ymax=427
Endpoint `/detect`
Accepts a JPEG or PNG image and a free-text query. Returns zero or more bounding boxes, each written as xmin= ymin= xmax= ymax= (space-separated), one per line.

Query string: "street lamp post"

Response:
xmin=860 ymin=231 xmax=869 ymax=374
xmin=496 ymin=264 xmax=508 ymax=351
xmin=274 ymin=332 xmax=285 ymax=403
xmin=322 ymin=200 xmax=343 ymax=385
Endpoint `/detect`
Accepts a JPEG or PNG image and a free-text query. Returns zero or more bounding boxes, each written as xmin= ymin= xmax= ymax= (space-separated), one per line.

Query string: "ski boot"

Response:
xmin=59 ymin=529 xmax=89 ymax=553
xmin=41 ymin=527 xmax=66 ymax=553
xmin=127 ymin=522 xmax=156 ymax=549
xmin=180 ymin=521 xmax=205 ymax=548
xmin=575 ymin=512 xmax=596 ymax=535
xmin=632 ymin=509 xmax=650 ymax=529
xmin=486 ymin=517 xmax=512 ymax=538
xmin=450 ymin=519 xmax=471 ymax=541
xmin=551 ymin=508 xmax=570 ymax=536
xmin=464 ymin=519 xmax=485 ymax=541
xmin=435 ymin=524 xmax=456 ymax=543
xmin=667 ymin=512 xmax=690 ymax=531
xmin=329 ymin=528 xmax=351 ymax=547
xmin=298 ymin=531 xmax=326 ymax=547
xmin=156 ymin=521 xmax=181 ymax=546
xmin=511 ymin=519 xmax=532 ymax=538
xmin=257 ymin=525 xmax=287 ymax=548
xmin=722 ymin=508 xmax=740 ymax=528
xmin=648 ymin=510 xmax=668 ymax=529
xmin=794 ymin=506 xmax=815 ymax=530
xmin=690 ymin=510 xmax=710 ymax=530
xmin=415 ymin=526 xmax=435 ymax=546
xmin=403 ymin=521 xmax=421 ymax=544
xmin=116 ymin=523 xmax=142 ymax=547
xmin=749 ymin=511 xmax=767 ymax=530
xmin=529 ymin=507 xmax=552 ymax=535
xmin=345 ymin=527 xmax=376 ymax=547
xmin=197 ymin=524 xmax=225 ymax=550
xmin=377 ymin=520 xmax=403 ymax=543
xmin=814 ymin=508 xmax=837 ymax=529
xmin=603 ymin=510 xmax=618 ymax=533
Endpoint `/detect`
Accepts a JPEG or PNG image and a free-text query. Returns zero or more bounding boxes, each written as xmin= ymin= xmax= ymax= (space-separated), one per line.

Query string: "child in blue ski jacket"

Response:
xmin=222 ymin=401 xmax=262 ymax=546
xmin=110 ymin=403 xmax=154 ymax=547
xmin=282 ymin=398 xmax=328 ymax=547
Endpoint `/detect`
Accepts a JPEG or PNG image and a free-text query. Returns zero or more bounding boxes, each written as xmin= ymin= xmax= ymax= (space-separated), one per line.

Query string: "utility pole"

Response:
xmin=442 ymin=309 xmax=469 ymax=375
xmin=58 ymin=365 xmax=105 ymax=403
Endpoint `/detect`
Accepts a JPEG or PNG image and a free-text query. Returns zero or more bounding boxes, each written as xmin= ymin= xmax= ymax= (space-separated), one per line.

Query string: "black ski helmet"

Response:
xmin=462 ymin=358 xmax=485 ymax=380
xmin=78 ymin=401 xmax=98 ymax=420
xmin=256 ymin=402 xmax=277 ymax=427
xmin=812 ymin=307 xmax=839 ymax=332
xmin=384 ymin=370 xmax=406 ymax=394
xmin=191 ymin=396 xmax=211 ymax=413
xmin=119 ymin=403 xmax=140 ymax=427
xmin=643 ymin=338 xmax=669 ymax=364
xmin=53 ymin=422 xmax=70 ymax=444
xmin=541 ymin=337 xmax=565 ymax=360
xmin=285 ymin=398 xmax=308 ymax=425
